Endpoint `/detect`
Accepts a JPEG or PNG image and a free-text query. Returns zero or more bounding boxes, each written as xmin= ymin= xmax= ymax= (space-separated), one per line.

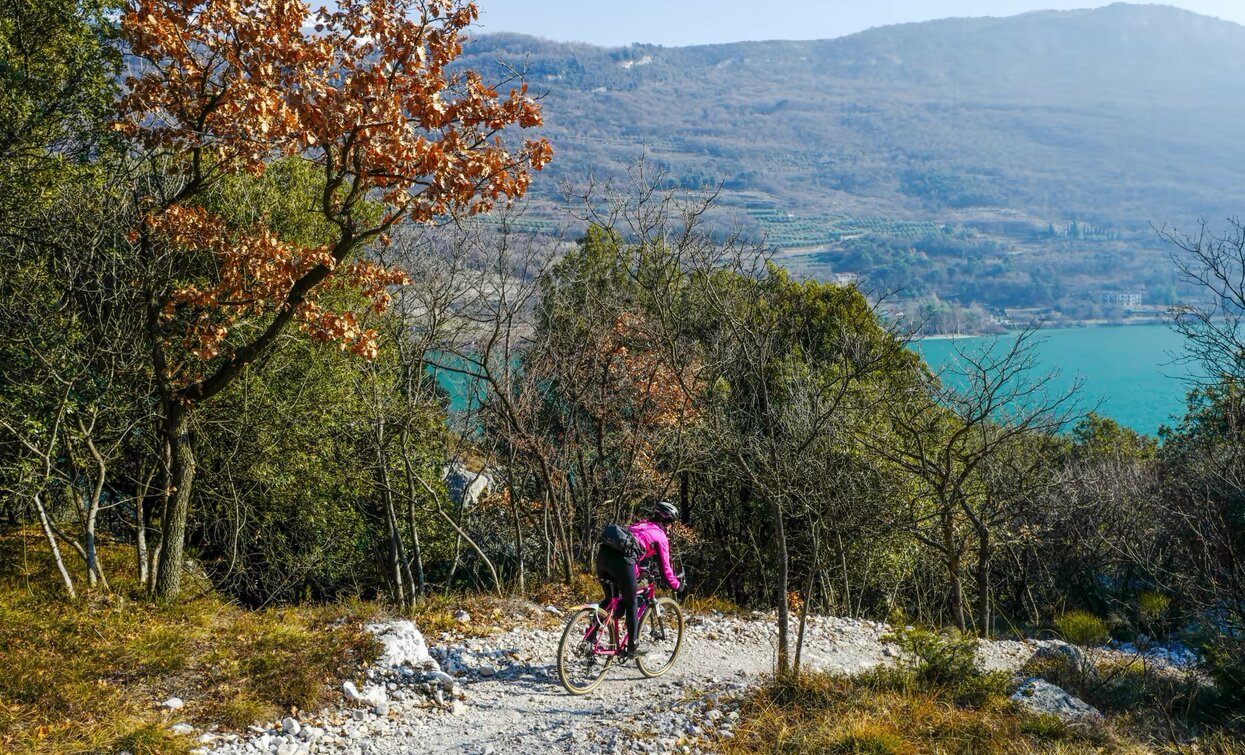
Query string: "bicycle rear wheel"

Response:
xmin=637 ymin=597 xmax=684 ymax=678
xmin=557 ymin=606 xmax=616 ymax=695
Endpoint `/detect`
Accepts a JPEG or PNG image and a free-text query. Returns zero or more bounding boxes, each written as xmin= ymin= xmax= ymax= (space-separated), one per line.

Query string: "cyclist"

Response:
xmin=596 ymin=500 xmax=683 ymax=659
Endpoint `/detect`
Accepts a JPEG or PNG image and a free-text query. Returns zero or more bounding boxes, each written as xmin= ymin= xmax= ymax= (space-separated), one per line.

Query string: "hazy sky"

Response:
xmin=472 ymin=1 xmax=1245 ymax=47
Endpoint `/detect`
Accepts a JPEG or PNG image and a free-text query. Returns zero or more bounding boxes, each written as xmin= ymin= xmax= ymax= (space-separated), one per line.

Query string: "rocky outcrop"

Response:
xmin=1011 ymin=677 xmax=1104 ymax=722
xmin=1031 ymin=639 xmax=1095 ymax=676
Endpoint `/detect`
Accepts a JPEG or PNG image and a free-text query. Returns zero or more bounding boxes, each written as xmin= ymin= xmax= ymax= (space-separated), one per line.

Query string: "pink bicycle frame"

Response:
xmin=575 ymin=578 xmax=659 ymax=657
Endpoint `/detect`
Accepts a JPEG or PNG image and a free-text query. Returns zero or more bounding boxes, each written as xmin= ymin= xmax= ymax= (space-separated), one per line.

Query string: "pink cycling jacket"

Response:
xmin=628 ymin=521 xmax=681 ymax=591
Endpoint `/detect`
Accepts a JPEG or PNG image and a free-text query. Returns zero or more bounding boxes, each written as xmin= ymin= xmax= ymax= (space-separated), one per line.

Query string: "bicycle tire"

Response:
xmin=636 ymin=597 xmax=684 ymax=678
xmin=557 ymin=606 xmax=615 ymax=695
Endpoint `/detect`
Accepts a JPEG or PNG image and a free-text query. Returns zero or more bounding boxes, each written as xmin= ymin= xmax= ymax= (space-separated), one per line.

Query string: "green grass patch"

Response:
xmin=1055 ymin=610 xmax=1111 ymax=647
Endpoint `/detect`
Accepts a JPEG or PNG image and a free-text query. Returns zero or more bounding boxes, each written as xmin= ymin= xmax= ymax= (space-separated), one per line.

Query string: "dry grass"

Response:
xmin=0 ymin=529 xmax=381 ymax=754
xmin=528 ymin=570 xmax=602 ymax=607
xmin=722 ymin=670 xmax=1151 ymax=755
xmin=684 ymin=593 xmax=749 ymax=616
xmin=1021 ymin=649 xmax=1245 ymax=749
xmin=716 ymin=622 xmax=1245 ymax=754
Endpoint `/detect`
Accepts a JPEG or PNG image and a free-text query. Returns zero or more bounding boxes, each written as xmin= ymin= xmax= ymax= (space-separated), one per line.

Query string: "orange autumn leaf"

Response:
xmin=118 ymin=0 xmax=550 ymax=386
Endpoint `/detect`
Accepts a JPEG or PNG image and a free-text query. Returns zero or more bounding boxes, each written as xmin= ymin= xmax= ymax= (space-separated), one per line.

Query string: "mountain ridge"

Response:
xmin=458 ymin=3 xmax=1245 ymax=321
xmin=479 ymin=3 xmax=1243 ymax=51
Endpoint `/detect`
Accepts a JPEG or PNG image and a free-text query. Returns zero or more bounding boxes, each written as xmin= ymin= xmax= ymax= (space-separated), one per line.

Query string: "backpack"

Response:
xmin=599 ymin=523 xmax=646 ymax=564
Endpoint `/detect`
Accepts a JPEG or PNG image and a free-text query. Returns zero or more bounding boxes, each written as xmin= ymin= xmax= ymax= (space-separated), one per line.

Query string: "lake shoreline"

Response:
xmin=916 ymin=316 xmax=1172 ymax=341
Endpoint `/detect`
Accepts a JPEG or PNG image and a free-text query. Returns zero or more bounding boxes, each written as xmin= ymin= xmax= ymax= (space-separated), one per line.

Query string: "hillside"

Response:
xmin=460 ymin=3 xmax=1245 ymax=326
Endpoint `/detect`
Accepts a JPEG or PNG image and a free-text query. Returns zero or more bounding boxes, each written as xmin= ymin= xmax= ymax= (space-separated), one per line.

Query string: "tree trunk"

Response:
xmin=398 ymin=429 xmax=428 ymax=599
xmin=76 ymin=421 xmax=110 ymax=591
xmin=148 ymin=438 xmax=171 ymax=592
xmin=386 ymin=497 xmax=408 ymax=607
xmin=947 ymin=554 xmax=966 ymax=631
xmin=83 ymin=498 xmax=106 ymax=589
xmin=558 ymin=494 xmax=574 ymax=584
xmin=402 ymin=474 xmax=427 ymax=600
xmin=975 ymin=531 xmax=991 ymax=638
xmin=408 ymin=503 xmax=426 ymax=598
xmin=542 ymin=496 xmax=552 ymax=581
xmin=771 ymin=496 xmax=791 ymax=675
xmin=136 ymin=505 xmax=148 ymax=583
xmin=373 ymin=407 xmax=411 ymax=607
xmin=507 ymin=449 xmax=525 ymax=593
xmin=134 ymin=465 xmax=153 ymax=585
xmin=434 ymin=504 xmax=501 ymax=595
xmin=381 ymin=477 xmax=407 ymax=607
xmin=836 ymin=530 xmax=852 ymax=617
xmin=35 ymin=492 xmax=76 ymax=599
xmin=412 ymin=473 xmax=502 ymax=595
xmin=942 ymin=509 xmax=966 ymax=631
xmin=679 ymin=470 xmax=690 ymax=525
xmin=796 ymin=533 xmax=816 ymax=672
xmin=446 ymin=521 xmax=464 ymax=587
xmin=154 ymin=407 xmax=194 ymax=600
xmin=78 ymin=490 xmax=108 ymax=591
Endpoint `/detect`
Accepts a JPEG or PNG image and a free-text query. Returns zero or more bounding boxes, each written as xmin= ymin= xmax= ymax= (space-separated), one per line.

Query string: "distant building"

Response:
xmin=829 ymin=272 xmax=858 ymax=286
xmin=1100 ymin=291 xmax=1143 ymax=307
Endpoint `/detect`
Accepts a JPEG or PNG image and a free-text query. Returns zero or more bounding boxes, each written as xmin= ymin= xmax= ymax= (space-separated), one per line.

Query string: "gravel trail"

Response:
xmin=199 ymin=610 xmax=1042 ymax=755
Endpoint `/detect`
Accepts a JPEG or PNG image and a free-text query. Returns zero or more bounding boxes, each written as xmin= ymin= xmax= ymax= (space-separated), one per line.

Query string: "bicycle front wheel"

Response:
xmin=557 ymin=606 xmax=616 ymax=695
xmin=637 ymin=597 xmax=684 ymax=678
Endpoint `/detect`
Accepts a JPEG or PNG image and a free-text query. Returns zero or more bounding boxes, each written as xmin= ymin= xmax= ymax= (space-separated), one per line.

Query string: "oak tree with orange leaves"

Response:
xmin=495 ymin=225 xmax=700 ymax=579
xmin=117 ymin=0 xmax=550 ymax=597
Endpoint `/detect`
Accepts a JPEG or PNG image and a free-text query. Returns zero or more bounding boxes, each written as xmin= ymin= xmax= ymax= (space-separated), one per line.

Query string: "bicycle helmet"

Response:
xmin=652 ymin=500 xmax=679 ymax=523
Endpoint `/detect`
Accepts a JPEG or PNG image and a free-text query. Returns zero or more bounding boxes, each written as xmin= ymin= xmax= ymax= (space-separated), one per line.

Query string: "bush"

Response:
xmin=1137 ymin=591 xmax=1171 ymax=626
xmin=1204 ymin=637 xmax=1245 ymax=719
xmin=880 ymin=625 xmax=1010 ymax=707
xmin=1056 ymin=610 xmax=1110 ymax=647
xmin=884 ymin=625 xmax=977 ymax=685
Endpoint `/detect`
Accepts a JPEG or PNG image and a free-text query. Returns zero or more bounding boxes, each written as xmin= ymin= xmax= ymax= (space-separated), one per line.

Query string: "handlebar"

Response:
xmin=638 ymin=566 xmax=687 ymax=593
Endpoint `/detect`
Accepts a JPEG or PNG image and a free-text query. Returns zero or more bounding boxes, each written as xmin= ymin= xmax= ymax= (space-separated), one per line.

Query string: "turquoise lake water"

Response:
xmin=431 ymin=324 xmax=1196 ymax=437
xmin=912 ymin=324 xmax=1195 ymax=437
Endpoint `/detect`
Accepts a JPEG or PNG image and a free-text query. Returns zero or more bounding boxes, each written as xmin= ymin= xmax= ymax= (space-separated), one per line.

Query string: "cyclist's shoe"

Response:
xmin=622 ymin=646 xmax=649 ymax=660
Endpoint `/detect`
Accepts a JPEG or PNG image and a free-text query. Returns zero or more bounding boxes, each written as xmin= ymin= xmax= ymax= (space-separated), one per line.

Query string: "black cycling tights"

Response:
xmin=595 ymin=545 xmax=639 ymax=651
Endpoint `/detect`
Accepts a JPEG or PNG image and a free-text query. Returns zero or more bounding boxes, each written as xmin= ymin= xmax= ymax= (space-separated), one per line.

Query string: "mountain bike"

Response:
xmin=556 ymin=566 xmax=685 ymax=695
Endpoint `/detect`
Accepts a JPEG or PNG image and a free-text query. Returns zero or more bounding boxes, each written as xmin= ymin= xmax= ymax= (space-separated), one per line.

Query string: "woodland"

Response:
xmin=3 ymin=0 xmax=1245 ymax=750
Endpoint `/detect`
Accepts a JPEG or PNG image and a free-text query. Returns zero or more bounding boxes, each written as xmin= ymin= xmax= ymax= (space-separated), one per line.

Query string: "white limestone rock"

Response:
xmin=1011 ymin=677 xmax=1104 ymax=721
xmin=365 ymin=620 xmax=438 ymax=670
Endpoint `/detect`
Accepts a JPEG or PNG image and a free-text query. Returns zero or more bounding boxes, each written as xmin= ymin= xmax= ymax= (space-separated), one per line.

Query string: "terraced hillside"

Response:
xmin=457 ymin=4 xmax=1245 ymax=325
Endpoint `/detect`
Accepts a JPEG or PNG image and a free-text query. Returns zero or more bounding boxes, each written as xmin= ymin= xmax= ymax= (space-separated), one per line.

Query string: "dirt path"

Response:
xmin=201 ymin=612 xmax=1039 ymax=755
